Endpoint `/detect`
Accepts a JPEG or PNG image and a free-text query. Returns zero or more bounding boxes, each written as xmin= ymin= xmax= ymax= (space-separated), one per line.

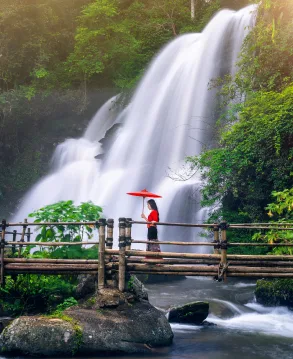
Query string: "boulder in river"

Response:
xmin=168 ymin=301 xmax=209 ymax=325
xmin=0 ymin=288 xmax=173 ymax=356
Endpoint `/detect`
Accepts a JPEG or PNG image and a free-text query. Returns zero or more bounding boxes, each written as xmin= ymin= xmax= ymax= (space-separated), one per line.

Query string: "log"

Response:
xmin=131 ymin=221 xmax=214 ymax=228
xmin=124 ymin=263 xmax=293 ymax=274
xmin=220 ymin=221 xmax=228 ymax=282
xmin=109 ymin=258 xmax=293 ymax=267
xmin=227 ymin=254 xmax=293 ymax=261
xmin=213 ymin=223 xmax=220 ymax=254
xmin=118 ymin=218 xmax=126 ymax=292
xmin=4 ymin=264 xmax=99 ymax=270
xmin=0 ymin=220 xmax=6 ymax=286
xmin=125 ymin=264 xmax=218 ymax=272
xmin=125 ymin=218 xmax=132 ymax=251
xmin=105 ymin=249 xmax=293 ymax=261
xmin=5 ymin=270 xmax=97 ymax=275
xmin=126 ymin=271 xmax=293 ymax=278
xmin=127 ymin=271 xmax=216 ymax=276
xmin=106 ymin=219 xmax=114 ymax=250
xmin=98 ymin=219 xmax=106 ymax=290
xmin=18 ymin=219 xmax=27 ymax=258
xmin=5 ymin=241 xmax=100 ymax=246
xmin=131 ymin=240 xmax=216 ymax=246
xmin=7 ymin=221 xmax=99 ymax=227
xmin=3 ymin=258 xmax=99 ymax=264
xmin=124 ymin=250 xmax=221 ymax=259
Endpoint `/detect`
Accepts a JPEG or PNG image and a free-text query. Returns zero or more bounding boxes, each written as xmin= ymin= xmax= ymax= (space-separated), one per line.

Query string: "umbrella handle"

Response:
xmin=142 ymin=197 xmax=145 ymax=213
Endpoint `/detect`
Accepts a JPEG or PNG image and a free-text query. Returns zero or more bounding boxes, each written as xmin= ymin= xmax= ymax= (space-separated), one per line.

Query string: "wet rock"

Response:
xmin=168 ymin=301 xmax=209 ymax=325
xmin=76 ymin=274 xmax=98 ymax=299
xmin=202 ymin=320 xmax=217 ymax=327
xmin=95 ymin=288 xmax=124 ymax=308
xmin=255 ymin=279 xmax=293 ymax=307
xmin=0 ymin=317 xmax=77 ymax=356
xmin=0 ymin=290 xmax=173 ymax=356
xmin=128 ymin=275 xmax=148 ymax=300
xmin=0 ymin=318 xmax=13 ymax=334
xmin=68 ymin=301 xmax=173 ymax=354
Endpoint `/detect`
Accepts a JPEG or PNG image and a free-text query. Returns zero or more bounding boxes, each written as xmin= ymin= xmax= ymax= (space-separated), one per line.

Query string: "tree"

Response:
xmin=187 ymin=85 xmax=293 ymax=221
xmin=218 ymin=0 xmax=293 ymax=101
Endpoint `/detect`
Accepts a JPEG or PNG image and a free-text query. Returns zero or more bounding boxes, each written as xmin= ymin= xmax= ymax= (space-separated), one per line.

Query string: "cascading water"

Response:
xmin=13 ymin=5 xmax=257 ymax=248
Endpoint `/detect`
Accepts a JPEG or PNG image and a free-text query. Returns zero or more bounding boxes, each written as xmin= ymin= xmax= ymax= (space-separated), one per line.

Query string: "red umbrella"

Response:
xmin=127 ymin=189 xmax=162 ymax=212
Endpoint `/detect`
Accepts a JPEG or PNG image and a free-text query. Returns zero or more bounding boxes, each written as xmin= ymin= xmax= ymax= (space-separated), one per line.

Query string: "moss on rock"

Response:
xmin=255 ymin=279 xmax=293 ymax=307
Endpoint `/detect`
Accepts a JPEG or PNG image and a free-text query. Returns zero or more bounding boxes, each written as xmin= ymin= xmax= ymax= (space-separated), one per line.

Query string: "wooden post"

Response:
xmin=12 ymin=230 xmax=17 ymax=255
xmin=220 ymin=221 xmax=228 ymax=281
xmin=26 ymin=227 xmax=31 ymax=242
xmin=18 ymin=219 xmax=27 ymax=258
xmin=213 ymin=223 xmax=220 ymax=254
xmin=125 ymin=218 xmax=132 ymax=251
xmin=106 ymin=219 xmax=114 ymax=251
xmin=0 ymin=219 xmax=7 ymax=287
xmin=98 ymin=218 xmax=106 ymax=291
xmin=118 ymin=217 xmax=126 ymax=292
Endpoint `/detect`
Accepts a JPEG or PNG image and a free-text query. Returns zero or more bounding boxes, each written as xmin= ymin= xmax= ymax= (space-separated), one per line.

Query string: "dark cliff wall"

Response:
xmin=0 ymin=89 xmax=116 ymax=218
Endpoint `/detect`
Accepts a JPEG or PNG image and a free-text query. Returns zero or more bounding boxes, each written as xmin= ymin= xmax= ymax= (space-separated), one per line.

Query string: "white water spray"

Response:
xmin=13 ymin=6 xmax=257 ymax=247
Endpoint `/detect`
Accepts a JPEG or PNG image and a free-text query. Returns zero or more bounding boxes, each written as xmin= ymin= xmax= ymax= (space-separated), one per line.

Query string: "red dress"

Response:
xmin=147 ymin=210 xmax=160 ymax=252
xmin=147 ymin=210 xmax=159 ymax=228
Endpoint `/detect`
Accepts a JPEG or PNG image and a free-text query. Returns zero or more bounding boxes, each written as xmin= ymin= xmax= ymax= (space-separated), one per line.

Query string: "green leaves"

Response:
xmin=28 ymin=200 xmax=102 ymax=259
xmin=188 ymin=85 xmax=293 ymax=223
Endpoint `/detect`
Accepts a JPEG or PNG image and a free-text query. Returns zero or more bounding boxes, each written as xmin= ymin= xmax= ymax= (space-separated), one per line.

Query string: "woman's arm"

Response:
xmin=141 ymin=213 xmax=147 ymax=221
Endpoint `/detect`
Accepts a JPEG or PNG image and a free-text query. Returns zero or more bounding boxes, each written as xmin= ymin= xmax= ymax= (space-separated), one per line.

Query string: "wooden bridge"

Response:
xmin=1 ymin=218 xmax=293 ymax=290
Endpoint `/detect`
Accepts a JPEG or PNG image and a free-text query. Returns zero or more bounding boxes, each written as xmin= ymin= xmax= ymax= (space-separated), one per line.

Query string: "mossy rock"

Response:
xmin=168 ymin=301 xmax=209 ymax=325
xmin=0 ymin=291 xmax=173 ymax=356
xmin=255 ymin=279 xmax=293 ymax=307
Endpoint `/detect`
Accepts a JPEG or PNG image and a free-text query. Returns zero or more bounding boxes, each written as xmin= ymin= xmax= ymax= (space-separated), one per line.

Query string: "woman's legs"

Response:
xmin=147 ymin=226 xmax=161 ymax=253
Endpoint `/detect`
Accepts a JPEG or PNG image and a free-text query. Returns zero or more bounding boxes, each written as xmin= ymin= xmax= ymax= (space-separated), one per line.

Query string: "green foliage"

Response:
xmin=218 ymin=0 xmax=293 ymax=101
xmin=0 ymin=0 xmax=92 ymax=91
xmin=127 ymin=275 xmax=135 ymax=290
xmin=255 ymin=279 xmax=293 ymax=307
xmin=0 ymin=0 xmax=221 ymax=93
xmin=252 ymin=188 xmax=293 ymax=255
xmin=188 ymin=85 xmax=293 ymax=222
xmin=55 ymin=297 xmax=78 ymax=312
xmin=26 ymin=200 xmax=102 ymax=259
xmin=0 ymin=274 xmax=76 ymax=316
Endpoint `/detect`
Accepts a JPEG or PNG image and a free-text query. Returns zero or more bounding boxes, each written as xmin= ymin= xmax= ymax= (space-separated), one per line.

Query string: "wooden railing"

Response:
xmin=1 ymin=218 xmax=293 ymax=289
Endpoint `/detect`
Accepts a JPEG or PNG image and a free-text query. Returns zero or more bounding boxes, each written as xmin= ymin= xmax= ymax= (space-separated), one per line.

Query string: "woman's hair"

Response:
xmin=147 ymin=199 xmax=160 ymax=221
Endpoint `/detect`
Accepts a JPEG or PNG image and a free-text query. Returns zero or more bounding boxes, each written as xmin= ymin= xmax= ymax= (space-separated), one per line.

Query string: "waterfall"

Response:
xmin=13 ymin=5 xmax=257 ymax=248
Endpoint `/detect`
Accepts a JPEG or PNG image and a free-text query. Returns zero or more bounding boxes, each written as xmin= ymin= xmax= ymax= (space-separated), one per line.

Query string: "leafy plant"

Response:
xmin=0 ymin=274 xmax=76 ymax=316
xmin=55 ymin=297 xmax=78 ymax=313
xmin=26 ymin=200 xmax=102 ymax=259
xmin=252 ymin=188 xmax=293 ymax=255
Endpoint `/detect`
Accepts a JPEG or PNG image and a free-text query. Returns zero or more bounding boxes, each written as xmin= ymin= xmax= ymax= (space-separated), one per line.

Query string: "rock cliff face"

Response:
xmin=0 ymin=285 xmax=173 ymax=356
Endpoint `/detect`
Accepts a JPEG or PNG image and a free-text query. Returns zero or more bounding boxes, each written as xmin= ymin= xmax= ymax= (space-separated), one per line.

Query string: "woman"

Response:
xmin=141 ymin=199 xmax=161 ymax=252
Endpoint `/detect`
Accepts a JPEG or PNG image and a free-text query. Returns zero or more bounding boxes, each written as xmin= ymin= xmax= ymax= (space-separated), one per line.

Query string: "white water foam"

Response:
xmin=13 ymin=5 xmax=257 ymax=249
xmin=208 ymin=304 xmax=293 ymax=338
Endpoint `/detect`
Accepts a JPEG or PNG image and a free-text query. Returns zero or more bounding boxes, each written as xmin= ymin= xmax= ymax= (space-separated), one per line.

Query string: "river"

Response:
xmin=2 ymin=277 xmax=293 ymax=359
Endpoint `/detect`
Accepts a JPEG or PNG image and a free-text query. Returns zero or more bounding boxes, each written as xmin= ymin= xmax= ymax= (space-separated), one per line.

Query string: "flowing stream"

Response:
xmin=3 ymin=278 xmax=293 ymax=359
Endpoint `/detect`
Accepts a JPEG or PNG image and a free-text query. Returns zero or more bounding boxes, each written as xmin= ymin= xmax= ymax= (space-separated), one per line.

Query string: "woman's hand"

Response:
xmin=141 ymin=213 xmax=147 ymax=220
